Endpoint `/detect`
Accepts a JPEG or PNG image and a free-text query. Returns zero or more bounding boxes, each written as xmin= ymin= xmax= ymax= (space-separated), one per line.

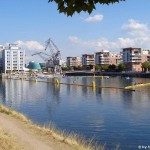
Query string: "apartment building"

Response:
xmin=142 ymin=49 xmax=150 ymax=62
xmin=2 ymin=44 xmax=25 ymax=73
xmin=82 ymin=54 xmax=95 ymax=66
xmin=95 ymin=50 xmax=121 ymax=66
xmin=0 ymin=45 xmax=4 ymax=71
xmin=122 ymin=47 xmax=150 ymax=71
xmin=66 ymin=56 xmax=82 ymax=67
xmin=82 ymin=54 xmax=95 ymax=71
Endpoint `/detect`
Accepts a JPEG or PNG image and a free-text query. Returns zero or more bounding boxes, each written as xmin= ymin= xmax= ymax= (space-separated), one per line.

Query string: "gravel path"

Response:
xmin=0 ymin=113 xmax=75 ymax=150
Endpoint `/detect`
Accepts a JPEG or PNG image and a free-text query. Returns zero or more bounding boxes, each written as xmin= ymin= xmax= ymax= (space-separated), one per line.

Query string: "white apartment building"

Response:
xmin=2 ymin=44 xmax=25 ymax=73
xmin=66 ymin=56 xmax=82 ymax=67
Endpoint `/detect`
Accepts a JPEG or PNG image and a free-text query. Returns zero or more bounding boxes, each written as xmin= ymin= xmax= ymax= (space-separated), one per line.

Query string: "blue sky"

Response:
xmin=0 ymin=0 xmax=150 ymax=62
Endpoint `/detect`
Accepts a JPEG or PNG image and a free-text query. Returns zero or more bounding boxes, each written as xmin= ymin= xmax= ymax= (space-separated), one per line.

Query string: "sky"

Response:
xmin=0 ymin=0 xmax=150 ymax=63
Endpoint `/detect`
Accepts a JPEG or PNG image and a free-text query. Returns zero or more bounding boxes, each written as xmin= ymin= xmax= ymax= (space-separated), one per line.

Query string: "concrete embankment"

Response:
xmin=65 ymin=71 xmax=150 ymax=78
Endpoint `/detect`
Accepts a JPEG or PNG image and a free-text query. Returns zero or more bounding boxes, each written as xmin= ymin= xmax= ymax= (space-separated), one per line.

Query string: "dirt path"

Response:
xmin=0 ymin=113 xmax=76 ymax=150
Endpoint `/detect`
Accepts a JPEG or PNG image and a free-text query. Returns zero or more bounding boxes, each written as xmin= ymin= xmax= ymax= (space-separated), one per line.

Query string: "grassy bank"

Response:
xmin=0 ymin=127 xmax=24 ymax=150
xmin=0 ymin=104 xmax=105 ymax=150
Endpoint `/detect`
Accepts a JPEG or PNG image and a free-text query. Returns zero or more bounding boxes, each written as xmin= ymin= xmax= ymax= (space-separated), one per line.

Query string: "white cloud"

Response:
xmin=68 ymin=19 xmax=150 ymax=53
xmin=68 ymin=36 xmax=81 ymax=43
xmin=16 ymin=40 xmax=44 ymax=51
xmin=84 ymin=14 xmax=103 ymax=22
xmin=14 ymin=40 xmax=45 ymax=63
xmin=122 ymin=19 xmax=150 ymax=37
xmin=68 ymin=36 xmax=136 ymax=52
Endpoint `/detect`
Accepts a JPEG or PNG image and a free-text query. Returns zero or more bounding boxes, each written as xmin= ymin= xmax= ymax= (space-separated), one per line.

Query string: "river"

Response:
xmin=0 ymin=76 xmax=150 ymax=150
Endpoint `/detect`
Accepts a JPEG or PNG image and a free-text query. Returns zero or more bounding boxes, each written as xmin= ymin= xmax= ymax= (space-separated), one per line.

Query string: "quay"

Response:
xmin=65 ymin=71 xmax=150 ymax=78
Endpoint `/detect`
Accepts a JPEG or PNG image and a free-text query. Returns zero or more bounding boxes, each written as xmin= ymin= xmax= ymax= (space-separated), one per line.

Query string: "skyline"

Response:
xmin=1 ymin=0 xmax=150 ymax=62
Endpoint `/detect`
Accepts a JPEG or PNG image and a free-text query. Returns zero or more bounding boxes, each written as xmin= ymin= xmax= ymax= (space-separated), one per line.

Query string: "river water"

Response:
xmin=0 ymin=76 xmax=150 ymax=150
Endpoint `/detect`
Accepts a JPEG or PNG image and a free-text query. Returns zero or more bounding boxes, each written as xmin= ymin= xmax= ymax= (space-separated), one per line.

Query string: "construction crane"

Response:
xmin=32 ymin=52 xmax=52 ymax=68
xmin=32 ymin=38 xmax=62 ymax=74
xmin=44 ymin=38 xmax=62 ymax=74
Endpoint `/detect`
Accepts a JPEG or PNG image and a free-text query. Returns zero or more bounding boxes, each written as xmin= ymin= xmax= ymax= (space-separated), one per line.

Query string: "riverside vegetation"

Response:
xmin=0 ymin=105 xmax=110 ymax=150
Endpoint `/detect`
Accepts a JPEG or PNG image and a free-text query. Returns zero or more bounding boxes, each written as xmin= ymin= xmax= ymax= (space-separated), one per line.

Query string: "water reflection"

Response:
xmin=0 ymin=77 xmax=150 ymax=149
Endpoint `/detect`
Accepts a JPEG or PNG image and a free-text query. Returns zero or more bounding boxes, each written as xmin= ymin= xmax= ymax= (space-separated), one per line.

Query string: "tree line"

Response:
xmin=62 ymin=62 xmax=150 ymax=72
xmin=62 ymin=63 xmax=126 ymax=72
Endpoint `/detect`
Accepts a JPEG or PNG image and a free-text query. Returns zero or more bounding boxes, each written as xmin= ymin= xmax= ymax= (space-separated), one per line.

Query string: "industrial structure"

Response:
xmin=32 ymin=38 xmax=62 ymax=74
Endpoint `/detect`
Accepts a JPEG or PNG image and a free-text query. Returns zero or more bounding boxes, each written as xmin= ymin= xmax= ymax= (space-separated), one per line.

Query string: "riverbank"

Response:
xmin=65 ymin=71 xmax=150 ymax=78
xmin=0 ymin=105 xmax=103 ymax=150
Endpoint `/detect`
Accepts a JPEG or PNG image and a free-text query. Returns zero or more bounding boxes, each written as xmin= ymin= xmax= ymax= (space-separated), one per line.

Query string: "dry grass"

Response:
xmin=0 ymin=104 xmax=105 ymax=150
xmin=0 ymin=105 xmax=29 ymax=123
xmin=0 ymin=127 xmax=24 ymax=150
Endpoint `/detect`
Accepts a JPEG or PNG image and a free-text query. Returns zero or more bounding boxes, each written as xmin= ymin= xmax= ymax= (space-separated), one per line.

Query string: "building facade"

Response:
xmin=82 ymin=54 xmax=95 ymax=66
xmin=66 ymin=56 xmax=82 ymax=67
xmin=82 ymin=54 xmax=95 ymax=71
xmin=95 ymin=50 xmax=121 ymax=66
xmin=2 ymin=44 xmax=25 ymax=73
xmin=122 ymin=47 xmax=150 ymax=71
xmin=0 ymin=45 xmax=5 ymax=71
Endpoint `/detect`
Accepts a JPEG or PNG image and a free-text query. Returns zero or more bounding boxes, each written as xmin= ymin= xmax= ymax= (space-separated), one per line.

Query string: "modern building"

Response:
xmin=2 ymin=44 xmax=25 ymax=73
xmin=141 ymin=49 xmax=150 ymax=62
xmin=122 ymin=47 xmax=150 ymax=71
xmin=61 ymin=60 xmax=67 ymax=67
xmin=95 ymin=50 xmax=121 ymax=66
xmin=82 ymin=54 xmax=95 ymax=70
xmin=66 ymin=56 xmax=82 ymax=67
xmin=0 ymin=45 xmax=4 ymax=71
xmin=82 ymin=54 xmax=95 ymax=66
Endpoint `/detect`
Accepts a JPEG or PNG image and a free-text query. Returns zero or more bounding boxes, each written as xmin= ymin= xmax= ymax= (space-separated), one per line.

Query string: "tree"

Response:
xmin=108 ymin=64 xmax=116 ymax=71
xmin=141 ymin=62 xmax=150 ymax=72
xmin=73 ymin=65 xmax=83 ymax=70
xmin=48 ymin=0 xmax=125 ymax=16
xmin=77 ymin=66 xmax=83 ymax=70
xmin=95 ymin=65 xmax=101 ymax=71
xmin=101 ymin=64 xmax=109 ymax=71
xmin=62 ymin=66 xmax=72 ymax=71
xmin=118 ymin=63 xmax=125 ymax=72
xmin=29 ymin=69 xmax=33 ymax=76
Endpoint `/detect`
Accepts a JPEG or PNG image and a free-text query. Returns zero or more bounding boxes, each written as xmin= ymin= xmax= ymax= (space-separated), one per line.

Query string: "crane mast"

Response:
xmin=32 ymin=38 xmax=62 ymax=74
xmin=45 ymin=38 xmax=62 ymax=74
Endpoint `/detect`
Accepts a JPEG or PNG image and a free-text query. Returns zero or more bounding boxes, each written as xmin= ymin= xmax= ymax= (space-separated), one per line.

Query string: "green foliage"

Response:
xmin=74 ymin=66 xmax=83 ymax=71
xmin=29 ymin=69 xmax=33 ymax=76
xmin=48 ymin=0 xmax=125 ymax=16
xmin=141 ymin=61 xmax=150 ymax=72
xmin=118 ymin=63 xmax=125 ymax=72
xmin=95 ymin=65 xmax=101 ymax=71
xmin=62 ymin=66 xmax=72 ymax=71
xmin=108 ymin=64 xmax=116 ymax=71
xmin=101 ymin=64 xmax=109 ymax=71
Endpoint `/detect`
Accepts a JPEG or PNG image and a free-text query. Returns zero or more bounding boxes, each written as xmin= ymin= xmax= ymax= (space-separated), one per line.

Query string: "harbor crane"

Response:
xmin=32 ymin=38 xmax=62 ymax=74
